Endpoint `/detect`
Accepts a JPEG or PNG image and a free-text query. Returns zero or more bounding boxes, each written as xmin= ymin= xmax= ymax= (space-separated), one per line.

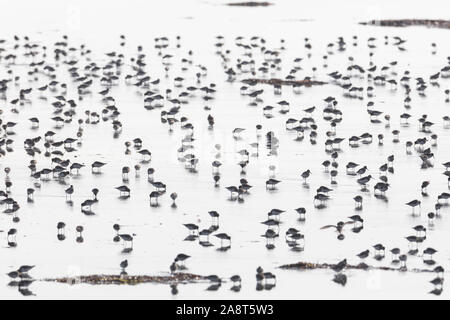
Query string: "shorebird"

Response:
xmin=230 ymin=275 xmax=241 ymax=286
xmin=91 ymin=161 xmax=106 ymax=173
xmin=265 ymin=179 xmax=280 ymax=190
xmin=170 ymin=193 xmax=177 ymax=207
xmin=314 ymin=193 xmax=330 ymax=207
xmin=56 ymin=222 xmax=66 ymax=241
xmin=331 ymin=259 xmax=347 ymax=273
xmin=92 ymin=188 xmax=99 ymax=202
xmin=147 ymin=189 xmax=160 ymax=205
xmin=262 ymin=229 xmax=277 ymax=249
xmin=119 ymin=234 xmax=133 ymax=250
xmin=301 ymin=169 xmax=311 ymax=183
xmin=116 ymin=185 xmax=131 ymax=198
xmin=7 ymin=228 xmax=17 ymax=245
xmin=353 ymin=195 xmax=363 ymax=209
xmin=184 ymin=223 xmax=199 ymax=236
xmin=423 ymin=248 xmax=437 ymax=261
xmin=406 ymin=199 xmax=421 ymax=214
xmin=294 ymin=207 xmax=306 ymax=221
xmin=76 ymin=226 xmax=84 ymax=243
xmin=373 ymin=244 xmax=386 ymax=258
xmin=232 ymin=128 xmax=245 ymax=139
xmin=214 ymin=233 xmax=231 ymax=248
xmin=208 ymin=210 xmax=220 ymax=225
xmin=321 ymin=221 xmax=352 ymax=240
xmin=357 ymin=175 xmax=372 ymax=188
xmin=64 ymin=185 xmax=74 ymax=202
xmin=357 ymin=250 xmax=370 ymax=260
xmin=175 ymin=253 xmax=191 ymax=267
xmin=120 ymin=260 xmax=128 ymax=272
xmin=268 ymin=208 xmax=284 ymax=221
xmin=333 ymin=273 xmax=347 ymax=286
xmin=421 ymin=181 xmax=430 ymax=194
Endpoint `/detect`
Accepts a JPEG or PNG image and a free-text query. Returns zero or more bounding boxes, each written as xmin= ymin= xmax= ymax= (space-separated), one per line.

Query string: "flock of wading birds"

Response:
xmin=1 ymin=32 xmax=450 ymax=297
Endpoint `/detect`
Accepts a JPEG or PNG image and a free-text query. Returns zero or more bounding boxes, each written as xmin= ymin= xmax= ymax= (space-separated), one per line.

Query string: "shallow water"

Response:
xmin=1 ymin=0 xmax=450 ymax=299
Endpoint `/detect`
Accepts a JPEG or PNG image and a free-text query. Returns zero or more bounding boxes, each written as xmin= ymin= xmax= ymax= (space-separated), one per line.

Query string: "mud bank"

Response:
xmin=226 ymin=2 xmax=273 ymax=7
xmin=42 ymin=273 xmax=205 ymax=285
xmin=242 ymin=78 xmax=327 ymax=87
xmin=279 ymin=261 xmax=436 ymax=273
xmin=360 ymin=19 xmax=450 ymax=29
